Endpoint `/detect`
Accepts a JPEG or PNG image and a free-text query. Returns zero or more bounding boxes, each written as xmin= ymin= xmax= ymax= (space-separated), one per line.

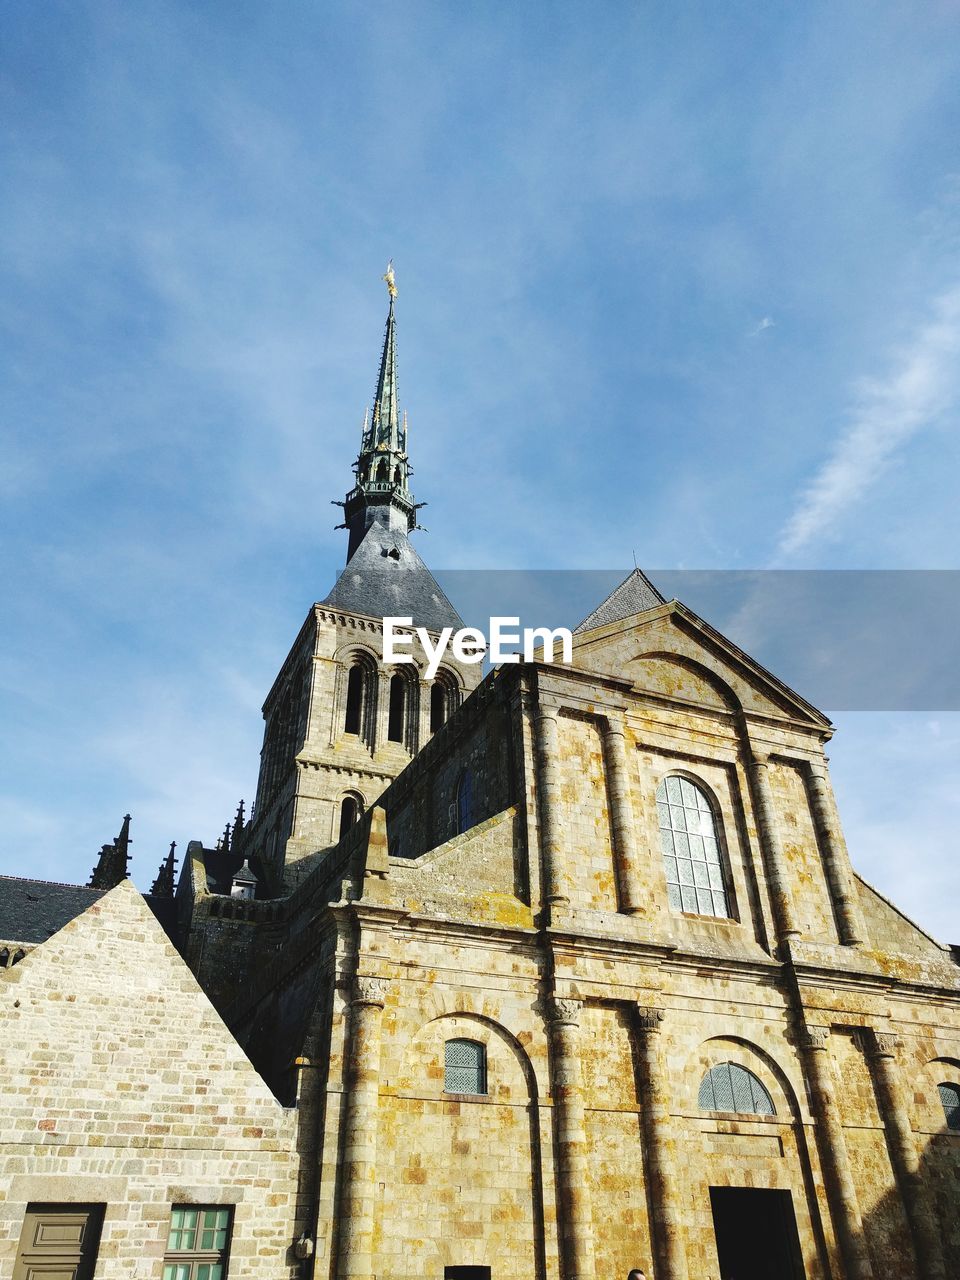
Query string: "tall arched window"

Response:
xmin=339 ymin=793 xmax=363 ymax=841
xmin=444 ymin=1038 xmax=486 ymax=1095
xmin=388 ymin=673 xmax=407 ymax=743
xmin=430 ymin=672 xmax=460 ymax=734
xmin=455 ymin=768 xmax=473 ymax=835
xmin=938 ymin=1082 xmax=960 ymax=1131
xmin=657 ymin=775 xmax=730 ymax=918
xmin=344 ymin=664 xmax=365 ymax=735
xmin=698 ymin=1062 xmax=775 ymax=1116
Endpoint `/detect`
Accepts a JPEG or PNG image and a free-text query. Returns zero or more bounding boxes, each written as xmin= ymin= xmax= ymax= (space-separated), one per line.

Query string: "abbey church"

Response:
xmin=1 ymin=277 xmax=959 ymax=1280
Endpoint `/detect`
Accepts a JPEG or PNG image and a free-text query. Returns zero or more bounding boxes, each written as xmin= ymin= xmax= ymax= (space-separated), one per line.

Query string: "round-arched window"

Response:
xmin=444 ymin=1038 xmax=486 ymax=1095
xmin=657 ymin=775 xmax=730 ymax=918
xmin=698 ymin=1062 xmax=775 ymax=1116
xmin=937 ymin=1082 xmax=960 ymax=1131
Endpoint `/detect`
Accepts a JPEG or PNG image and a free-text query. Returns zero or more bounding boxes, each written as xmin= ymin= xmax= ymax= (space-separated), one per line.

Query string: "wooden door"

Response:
xmin=13 ymin=1204 xmax=103 ymax=1280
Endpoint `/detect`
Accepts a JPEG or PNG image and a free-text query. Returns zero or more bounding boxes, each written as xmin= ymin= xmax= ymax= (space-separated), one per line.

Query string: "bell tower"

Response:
xmin=239 ymin=268 xmax=482 ymax=890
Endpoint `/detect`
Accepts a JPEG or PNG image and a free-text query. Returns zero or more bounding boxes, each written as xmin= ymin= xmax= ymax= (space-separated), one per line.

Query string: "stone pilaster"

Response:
xmin=806 ymin=760 xmax=866 ymax=946
xmin=799 ymin=1026 xmax=874 ymax=1280
xmin=748 ymin=754 xmax=801 ymax=944
xmin=548 ymin=997 xmax=595 ymax=1280
xmin=536 ymin=708 xmax=569 ymax=909
xmin=336 ymin=976 xmax=387 ymax=1280
xmin=860 ymin=1030 xmax=945 ymax=1279
xmin=634 ymin=1006 xmax=688 ymax=1280
xmin=601 ymin=718 xmax=645 ymax=915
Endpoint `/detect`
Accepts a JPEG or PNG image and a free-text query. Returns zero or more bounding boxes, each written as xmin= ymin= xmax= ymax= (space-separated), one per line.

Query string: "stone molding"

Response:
xmin=352 ymin=976 xmax=387 ymax=1007
xmin=549 ymin=997 xmax=583 ymax=1027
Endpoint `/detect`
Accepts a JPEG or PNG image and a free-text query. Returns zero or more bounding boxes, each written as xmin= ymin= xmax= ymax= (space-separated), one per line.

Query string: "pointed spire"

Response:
xmin=150 ymin=841 xmax=177 ymax=897
xmin=371 ymin=292 xmax=400 ymax=451
xmin=221 ymin=822 xmax=232 ymax=856
xmin=340 ymin=266 xmax=419 ymax=562
xmin=89 ymin=813 xmax=132 ymax=889
xmin=234 ymin=799 xmax=245 ymax=835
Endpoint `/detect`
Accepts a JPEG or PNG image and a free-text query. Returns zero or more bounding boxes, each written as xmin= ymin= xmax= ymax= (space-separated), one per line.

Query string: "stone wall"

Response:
xmin=0 ymin=881 xmax=303 ymax=1279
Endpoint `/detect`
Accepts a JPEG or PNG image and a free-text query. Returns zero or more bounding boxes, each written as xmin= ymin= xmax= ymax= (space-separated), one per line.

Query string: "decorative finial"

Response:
xmin=382 ymin=260 xmax=398 ymax=299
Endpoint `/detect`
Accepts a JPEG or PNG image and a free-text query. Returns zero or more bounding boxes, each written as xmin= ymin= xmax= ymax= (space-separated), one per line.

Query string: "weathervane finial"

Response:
xmin=383 ymin=260 xmax=398 ymax=299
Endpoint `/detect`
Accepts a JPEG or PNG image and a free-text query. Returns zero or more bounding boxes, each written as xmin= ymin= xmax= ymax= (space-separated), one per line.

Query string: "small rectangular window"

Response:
xmin=163 ymin=1206 xmax=232 ymax=1280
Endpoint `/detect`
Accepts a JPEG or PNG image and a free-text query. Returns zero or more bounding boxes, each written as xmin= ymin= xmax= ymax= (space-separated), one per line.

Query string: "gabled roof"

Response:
xmin=0 ymin=874 xmax=181 ymax=947
xmin=322 ymin=520 xmax=464 ymax=633
xmin=0 ymin=876 xmax=107 ymax=944
xmin=573 ymin=569 xmax=665 ymax=633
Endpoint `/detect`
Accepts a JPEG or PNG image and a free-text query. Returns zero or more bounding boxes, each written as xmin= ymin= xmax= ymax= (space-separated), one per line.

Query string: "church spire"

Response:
xmin=339 ymin=264 xmax=418 ymax=561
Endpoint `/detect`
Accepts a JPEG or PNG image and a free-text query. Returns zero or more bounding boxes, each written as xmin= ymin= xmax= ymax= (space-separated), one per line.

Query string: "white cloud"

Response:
xmin=749 ymin=316 xmax=774 ymax=337
xmin=777 ymin=283 xmax=960 ymax=559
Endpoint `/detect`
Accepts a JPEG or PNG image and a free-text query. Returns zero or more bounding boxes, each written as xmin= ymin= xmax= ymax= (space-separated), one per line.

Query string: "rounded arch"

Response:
xmin=401 ymin=1008 xmax=541 ymax=1104
xmin=386 ymin=662 xmax=419 ymax=746
xmin=656 ymin=771 xmax=733 ymax=919
xmin=337 ymin=790 xmax=365 ymax=841
xmin=684 ymin=1034 xmax=803 ymax=1122
xmin=429 ymin=666 xmax=462 ymax=734
xmin=339 ymin=647 xmax=378 ymax=738
xmin=631 ymin=651 xmax=743 ymax=712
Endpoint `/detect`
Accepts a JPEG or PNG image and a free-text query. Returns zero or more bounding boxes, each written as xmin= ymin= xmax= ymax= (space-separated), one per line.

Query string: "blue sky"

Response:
xmin=1 ymin=2 xmax=958 ymax=939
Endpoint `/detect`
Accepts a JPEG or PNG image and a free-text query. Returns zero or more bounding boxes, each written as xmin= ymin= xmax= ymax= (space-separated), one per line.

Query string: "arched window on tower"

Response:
xmin=339 ymin=793 xmax=364 ymax=841
xmin=388 ymin=673 xmax=407 ymax=743
xmin=657 ymin=775 xmax=731 ymax=918
xmin=937 ymin=1082 xmax=960 ymax=1131
xmin=444 ymin=1038 xmax=486 ymax=1095
xmin=430 ymin=671 xmax=461 ymax=734
xmin=344 ymin=664 xmax=365 ymax=735
xmin=698 ymin=1062 xmax=775 ymax=1116
xmin=376 ymin=458 xmax=389 ymax=482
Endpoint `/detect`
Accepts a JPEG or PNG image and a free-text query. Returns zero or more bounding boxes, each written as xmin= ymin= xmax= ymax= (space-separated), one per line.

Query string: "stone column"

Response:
xmin=799 ymin=1026 xmax=874 ymax=1280
xmin=861 ymin=1030 xmax=945 ymax=1279
xmin=336 ymin=976 xmax=386 ymax=1280
xmin=601 ymin=718 xmax=645 ymax=915
xmin=805 ymin=760 xmax=866 ymax=946
xmin=634 ymin=1006 xmax=688 ymax=1280
xmin=418 ymin=678 xmax=431 ymax=746
xmin=536 ymin=707 xmax=569 ymax=909
xmin=748 ymin=754 xmax=801 ymax=944
xmin=548 ymin=997 xmax=595 ymax=1280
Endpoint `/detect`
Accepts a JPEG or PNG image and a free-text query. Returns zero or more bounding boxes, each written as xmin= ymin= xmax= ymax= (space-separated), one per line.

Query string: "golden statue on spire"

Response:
xmin=382 ymin=260 xmax=398 ymax=299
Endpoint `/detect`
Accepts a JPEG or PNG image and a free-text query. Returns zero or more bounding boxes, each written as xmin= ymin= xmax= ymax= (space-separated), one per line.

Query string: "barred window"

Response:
xmin=444 ymin=1038 xmax=486 ymax=1095
xmin=657 ymin=775 xmax=731 ymax=918
xmin=163 ymin=1207 xmax=232 ymax=1280
xmin=938 ymin=1082 xmax=960 ymax=1131
xmin=698 ymin=1062 xmax=775 ymax=1116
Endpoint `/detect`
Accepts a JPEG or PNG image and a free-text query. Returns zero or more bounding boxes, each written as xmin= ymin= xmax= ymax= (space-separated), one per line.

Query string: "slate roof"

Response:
xmin=0 ymin=875 xmax=180 ymax=948
xmin=573 ymin=569 xmax=666 ymax=634
xmin=322 ymin=521 xmax=464 ymax=633
xmin=198 ymin=847 xmax=269 ymax=897
xmin=0 ymin=876 xmax=108 ymax=944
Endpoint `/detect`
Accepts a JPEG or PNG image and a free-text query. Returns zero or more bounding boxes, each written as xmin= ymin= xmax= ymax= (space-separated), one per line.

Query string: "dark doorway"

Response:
xmin=444 ymin=1269 xmax=490 ymax=1280
xmin=710 ymin=1187 xmax=805 ymax=1280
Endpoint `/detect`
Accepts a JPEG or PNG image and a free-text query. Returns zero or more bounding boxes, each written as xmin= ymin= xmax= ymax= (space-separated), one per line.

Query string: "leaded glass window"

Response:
xmin=938 ymin=1082 xmax=960 ymax=1131
xmin=698 ymin=1062 xmax=775 ymax=1116
xmin=444 ymin=1038 xmax=486 ymax=1095
xmin=163 ymin=1207 xmax=232 ymax=1280
xmin=657 ymin=775 xmax=730 ymax=917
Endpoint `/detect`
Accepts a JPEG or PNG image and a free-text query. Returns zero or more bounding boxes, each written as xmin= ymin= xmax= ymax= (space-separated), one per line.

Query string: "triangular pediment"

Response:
xmin=571 ymin=598 xmax=830 ymax=726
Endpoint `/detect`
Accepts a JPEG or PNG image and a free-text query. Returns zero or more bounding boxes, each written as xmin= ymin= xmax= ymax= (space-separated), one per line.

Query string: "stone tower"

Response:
xmin=238 ymin=270 xmax=483 ymax=891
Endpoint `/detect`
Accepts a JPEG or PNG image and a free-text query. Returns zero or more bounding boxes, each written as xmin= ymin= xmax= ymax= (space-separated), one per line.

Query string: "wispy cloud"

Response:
xmin=749 ymin=316 xmax=774 ymax=337
xmin=777 ymin=283 xmax=960 ymax=559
